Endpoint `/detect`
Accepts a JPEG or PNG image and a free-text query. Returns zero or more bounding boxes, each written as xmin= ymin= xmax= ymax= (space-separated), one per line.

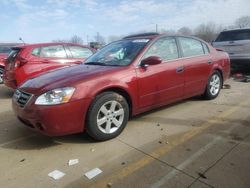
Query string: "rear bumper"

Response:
xmin=12 ymin=97 xmax=92 ymax=136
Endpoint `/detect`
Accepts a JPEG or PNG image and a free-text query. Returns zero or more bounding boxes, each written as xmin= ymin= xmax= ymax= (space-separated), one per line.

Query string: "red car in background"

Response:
xmin=0 ymin=43 xmax=23 ymax=84
xmin=12 ymin=33 xmax=230 ymax=141
xmin=4 ymin=43 xmax=95 ymax=88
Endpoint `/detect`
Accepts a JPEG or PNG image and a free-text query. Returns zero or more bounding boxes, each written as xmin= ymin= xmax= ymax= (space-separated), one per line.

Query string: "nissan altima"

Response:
xmin=12 ymin=33 xmax=230 ymax=141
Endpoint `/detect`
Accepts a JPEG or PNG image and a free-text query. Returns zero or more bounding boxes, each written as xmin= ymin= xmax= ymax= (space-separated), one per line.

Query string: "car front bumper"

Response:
xmin=12 ymin=97 xmax=92 ymax=136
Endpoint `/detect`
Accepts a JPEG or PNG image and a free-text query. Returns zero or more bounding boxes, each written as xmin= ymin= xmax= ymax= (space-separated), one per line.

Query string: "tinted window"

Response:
xmin=202 ymin=43 xmax=210 ymax=54
xmin=32 ymin=48 xmax=40 ymax=56
xmin=144 ymin=37 xmax=179 ymax=60
xmin=179 ymin=37 xmax=204 ymax=57
xmin=68 ymin=46 xmax=93 ymax=58
xmin=0 ymin=46 xmax=12 ymax=54
xmin=40 ymin=45 xmax=67 ymax=58
xmin=215 ymin=29 xmax=250 ymax=42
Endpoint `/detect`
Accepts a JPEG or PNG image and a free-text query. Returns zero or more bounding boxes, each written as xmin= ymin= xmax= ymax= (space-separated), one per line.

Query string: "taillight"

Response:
xmin=15 ymin=57 xmax=28 ymax=68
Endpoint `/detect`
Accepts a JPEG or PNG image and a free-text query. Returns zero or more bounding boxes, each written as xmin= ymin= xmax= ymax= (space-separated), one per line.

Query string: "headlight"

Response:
xmin=35 ymin=87 xmax=75 ymax=105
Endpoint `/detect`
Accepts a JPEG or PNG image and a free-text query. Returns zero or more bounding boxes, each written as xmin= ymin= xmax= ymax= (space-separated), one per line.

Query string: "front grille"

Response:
xmin=13 ymin=89 xmax=32 ymax=108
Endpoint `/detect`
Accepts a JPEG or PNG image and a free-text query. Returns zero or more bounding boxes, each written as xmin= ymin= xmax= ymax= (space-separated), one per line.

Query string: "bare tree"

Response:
xmin=53 ymin=35 xmax=84 ymax=44
xmin=177 ymin=27 xmax=193 ymax=36
xmin=160 ymin=29 xmax=176 ymax=35
xmin=194 ymin=22 xmax=218 ymax=42
xmin=69 ymin=35 xmax=84 ymax=44
xmin=235 ymin=16 xmax=250 ymax=28
xmin=52 ymin=39 xmax=68 ymax=43
xmin=94 ymin=32 xmax=106 ymax=45
xmin=108 ymin=35 xmax=123 ymax=43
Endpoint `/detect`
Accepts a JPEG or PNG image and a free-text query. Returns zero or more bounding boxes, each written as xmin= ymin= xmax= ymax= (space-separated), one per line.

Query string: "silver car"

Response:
xmin=212 ymin=28 xmax=250 ymax=70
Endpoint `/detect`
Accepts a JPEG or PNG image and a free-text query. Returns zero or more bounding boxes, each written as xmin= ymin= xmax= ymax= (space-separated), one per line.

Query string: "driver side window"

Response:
xmin=143 ymin=37 xmax=179 ymax=61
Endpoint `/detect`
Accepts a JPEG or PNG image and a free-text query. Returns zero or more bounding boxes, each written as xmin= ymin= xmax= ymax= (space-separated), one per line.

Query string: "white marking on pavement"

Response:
xmin=151 ymin=137 xmax=222 ymax=188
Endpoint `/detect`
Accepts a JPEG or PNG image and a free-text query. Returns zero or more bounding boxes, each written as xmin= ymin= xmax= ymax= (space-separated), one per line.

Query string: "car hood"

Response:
xmin=20 ymin=64 xmax=121 ymax=94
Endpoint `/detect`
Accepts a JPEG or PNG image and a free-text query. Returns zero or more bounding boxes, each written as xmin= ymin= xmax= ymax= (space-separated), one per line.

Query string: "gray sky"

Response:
xmin=0 ymin=0 xmax=249 ymax=43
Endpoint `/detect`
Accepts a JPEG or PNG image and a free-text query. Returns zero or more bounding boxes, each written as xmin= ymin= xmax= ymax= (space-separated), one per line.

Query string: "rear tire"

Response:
xmin=0 ymin=67 xmax=4 ymax=84
xmin=203 ymin=70 xmax=222 ymax=100
xmin=86 ymin=92 xmax=129 ymax=141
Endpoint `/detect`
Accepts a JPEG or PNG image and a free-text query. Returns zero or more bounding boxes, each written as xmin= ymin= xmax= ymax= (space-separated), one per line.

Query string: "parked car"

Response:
xmin=4 ymin=43 xmax=95 ymax=88
xmin=212 ymin=28 xmax=250 ymax=70
xmin=12 ymin=33 xmax=230 ymax=141
xmin=0 ymin=43 xmax=22 ymax=84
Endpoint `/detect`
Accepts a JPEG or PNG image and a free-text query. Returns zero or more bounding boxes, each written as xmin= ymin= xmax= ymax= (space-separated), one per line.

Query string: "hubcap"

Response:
xmin=209 ymin=74 xmax=220 ymax=96
xmin=97 ymin=100 xmax=124 ymax=134
xmin=0 ymin=68 xmax=3 ymax=84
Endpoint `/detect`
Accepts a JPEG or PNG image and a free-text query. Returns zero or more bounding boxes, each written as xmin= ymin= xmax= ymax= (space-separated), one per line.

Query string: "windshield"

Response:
xmin=215 ymin=29 xmax=250 ymax=42
xmin=85 ymin=39 xmax=150 ymax=66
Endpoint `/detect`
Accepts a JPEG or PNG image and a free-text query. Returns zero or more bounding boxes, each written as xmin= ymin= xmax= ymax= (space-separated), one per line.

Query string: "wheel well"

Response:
xmin=96 ymin=88 xmax=133 ymax=117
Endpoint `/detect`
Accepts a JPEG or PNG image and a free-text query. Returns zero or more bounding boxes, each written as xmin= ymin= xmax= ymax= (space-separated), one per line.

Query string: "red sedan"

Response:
xmin=12 ymin=33 xmax=230 ymax=141
xmin=4 ymin=42 xmax=95 ymax=89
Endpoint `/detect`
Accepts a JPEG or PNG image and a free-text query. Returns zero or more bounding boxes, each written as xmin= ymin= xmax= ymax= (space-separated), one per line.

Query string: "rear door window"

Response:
xmin=68 ymin=46 xmax=93 ymax=58
xmin=215 ymin=29 xmax=250 ymax=42
xmin=31 ymin=47 xmax=41 ymax=56
xmin=143 ymin=37 xmax=179 ymax=61
xmin=178 ymin=37 xmax=204 ymax=57
xmin=40 ymin=45 xmax=67 ymax=58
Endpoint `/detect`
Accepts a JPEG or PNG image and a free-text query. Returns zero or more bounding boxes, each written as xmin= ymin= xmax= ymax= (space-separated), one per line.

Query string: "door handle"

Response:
xmin=208 ymin=60 xmax=213 ymax=65
xmin=176 ymin=66 xmax=184 ymax=73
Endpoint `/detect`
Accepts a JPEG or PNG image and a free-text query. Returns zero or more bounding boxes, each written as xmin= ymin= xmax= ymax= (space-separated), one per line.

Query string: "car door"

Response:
xmin=177 ymin=37 xmax=212 ymax=98
xmin=66 ymin=45 xmax=94 ymax=64
xmin=136 ymin=37 xmax=184 ymax=109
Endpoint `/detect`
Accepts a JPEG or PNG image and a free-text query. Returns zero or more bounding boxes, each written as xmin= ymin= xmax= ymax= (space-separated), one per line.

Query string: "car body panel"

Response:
xmin=12 ymin=34 xmax=230 ymax=136
xmin=4 ymin=43 xmax=95 ymax=89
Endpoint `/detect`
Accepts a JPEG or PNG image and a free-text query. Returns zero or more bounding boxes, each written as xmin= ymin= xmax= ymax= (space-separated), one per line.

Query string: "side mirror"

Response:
xmin=141 ymin=56 xmax=162 ymax=67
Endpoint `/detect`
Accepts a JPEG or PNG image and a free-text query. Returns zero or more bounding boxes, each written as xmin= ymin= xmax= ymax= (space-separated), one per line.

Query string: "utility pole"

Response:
xmin=96 ymin=32 xmax=100 ymax=43
xmin=86 ymin=35 xmax=89 ymax=45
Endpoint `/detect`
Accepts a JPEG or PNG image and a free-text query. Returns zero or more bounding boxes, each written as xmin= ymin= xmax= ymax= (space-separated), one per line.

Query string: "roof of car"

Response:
xmin=123 ymin=32 xmax=208 ymax=44
xmin=221 ymin=28 xmax=250 ymax=32
xmin=123 ymin=32 xmax=160 ymax=39
xmin=17 ymin=42 xmax=90 ymax=49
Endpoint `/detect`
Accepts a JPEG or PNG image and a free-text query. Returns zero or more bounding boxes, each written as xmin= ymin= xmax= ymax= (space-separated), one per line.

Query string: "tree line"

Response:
xmin=53 ymin=16 xmax=250 ymax=45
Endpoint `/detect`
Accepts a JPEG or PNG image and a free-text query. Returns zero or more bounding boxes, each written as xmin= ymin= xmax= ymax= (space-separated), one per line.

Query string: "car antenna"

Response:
xmin=19 ymin=37 xmax=25 ymax=44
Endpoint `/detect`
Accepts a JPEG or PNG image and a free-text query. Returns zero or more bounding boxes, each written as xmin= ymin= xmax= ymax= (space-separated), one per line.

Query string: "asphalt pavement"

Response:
xmin=0 ymin=78 xmax=249 ymax=188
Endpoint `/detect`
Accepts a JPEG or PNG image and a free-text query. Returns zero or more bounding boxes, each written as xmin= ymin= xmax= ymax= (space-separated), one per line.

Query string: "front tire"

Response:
xmin=203 ymin=70 xmax=222 ymax=100
xmin=86 ymin=92 xmax=129 ymax=141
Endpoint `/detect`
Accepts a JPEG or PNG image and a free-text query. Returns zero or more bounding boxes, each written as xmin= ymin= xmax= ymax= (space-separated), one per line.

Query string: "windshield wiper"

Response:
xmin=84 ymin=62 xmax=107 ymax=66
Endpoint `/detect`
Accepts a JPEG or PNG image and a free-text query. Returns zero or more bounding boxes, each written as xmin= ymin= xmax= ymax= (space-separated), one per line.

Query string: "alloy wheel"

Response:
xmin=0 ymin=68 xmax=4 ymax=84
xmin=96 ymin=100 xmax=124 ymax=134
xmin=209 ymin=74 xmax=221 ymax=96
